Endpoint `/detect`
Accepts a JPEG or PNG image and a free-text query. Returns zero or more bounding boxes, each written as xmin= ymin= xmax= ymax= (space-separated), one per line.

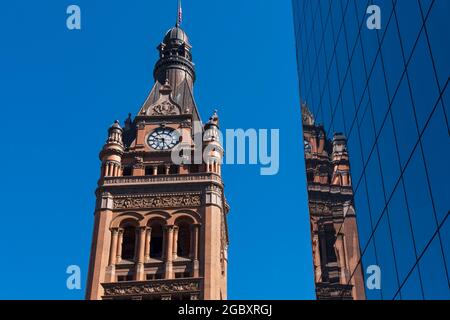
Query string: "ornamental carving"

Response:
xmin=316 ymin=285 xmax=353 ymax=299
xmin=114 ymin=195 xmax=201 ymax=209
xmin=150 ymin=101 xmax=179 ymax=116
xmin=103 ymin=281 xmax=200 ymax=297
xmin=309 ymin=203 xmax=331 ymax=214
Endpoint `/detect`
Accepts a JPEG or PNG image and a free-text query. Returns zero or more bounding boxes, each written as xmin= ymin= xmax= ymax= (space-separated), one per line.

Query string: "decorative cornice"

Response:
xmin=307 ymin=183 xmax=353 ymax=196
xmin=316 ymin=283 xmax=353 ymax=300
xmin=102 ymin=278 xmax=202 ymax=298
xmin=113 ymin=194 xmax=201 ymax=210
xmin=99 ymin=147 xmax=124 ymax=159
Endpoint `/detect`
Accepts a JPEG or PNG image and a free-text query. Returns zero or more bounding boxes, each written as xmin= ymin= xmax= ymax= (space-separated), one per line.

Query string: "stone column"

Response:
xmin=161 ymin=227 xmax=166 ymax=260
xmin=116 ymin=229 xmax=124 ymax=263
xmin=164 ymin=226 xmax=174 ymax=279
xmin=152 ymin=166 xmax=158 ymax=176
xmin=172 ymin=226 xmax=179 ymax=260
xmin=106 ymin=228 xmax=119 ymax=282
xmin=190 ymin=224 xmax=200 ymax=277
xmin=109 ymin=229 xmax=119 ymax=266
xmin=336 ymin=233 xmax=348 ymax=284
xmin=144 ymin=227 xmax=152 ymax=262
xmin=312 ymin=234 xmax=322 ymax=282
xmin=136 ymin=227 xmax=147 ymax=281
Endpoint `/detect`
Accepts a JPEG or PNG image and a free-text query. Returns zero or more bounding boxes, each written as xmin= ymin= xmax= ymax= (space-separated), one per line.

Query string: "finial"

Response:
xmin=124 ymin=114 xmax=132 ymax=130
xmin=206 ymin=109 xmax=220 ymax=127
xmin=176 ymin=0 xmax=183 ymax=27
xmin=110 ymin=120 xmax=122 ymax=130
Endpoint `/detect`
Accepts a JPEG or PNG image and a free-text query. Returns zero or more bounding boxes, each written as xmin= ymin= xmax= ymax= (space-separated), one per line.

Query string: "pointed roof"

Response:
xmin=301 ymin=103 xmax=315 ymax=126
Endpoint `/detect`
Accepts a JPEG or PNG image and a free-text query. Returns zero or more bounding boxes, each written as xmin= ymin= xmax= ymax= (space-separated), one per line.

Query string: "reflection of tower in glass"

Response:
xmin=302 ymin=104 xmax=365 ymax=300
xmin=294 ymin=0 xmax=450 ymax=300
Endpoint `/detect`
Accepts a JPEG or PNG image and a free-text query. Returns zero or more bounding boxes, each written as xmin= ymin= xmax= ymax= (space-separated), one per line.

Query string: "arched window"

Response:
xmin=177 ymin=223 xmax=191 ymax=258
xmin=150 ymin=223 xmax=164 ymax=259
xmin=157 ymin=166 xmax=166 ymax=175
xmin=121 ymin=226 xmax=136 ymax=261
xmin=123 ymin=166 xmax=133 ymax=177
xmin=169 ymin=165 xmax=179 ymax=175
xmin=304 ymin=140 xmax=312 ymax=154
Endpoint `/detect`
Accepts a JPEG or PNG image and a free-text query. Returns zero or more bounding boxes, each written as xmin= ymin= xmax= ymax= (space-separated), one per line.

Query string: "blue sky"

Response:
xmin=0 ymin=0 xmax=314 ymax=299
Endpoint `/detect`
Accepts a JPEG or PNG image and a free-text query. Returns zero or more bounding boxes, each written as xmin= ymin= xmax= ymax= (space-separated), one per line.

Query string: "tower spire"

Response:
xmin=176 ymin=0 xmax=183 ymax=27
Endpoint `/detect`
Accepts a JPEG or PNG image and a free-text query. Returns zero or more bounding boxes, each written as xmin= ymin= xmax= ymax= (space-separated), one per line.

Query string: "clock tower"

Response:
xmin=302 ymin=104 xmax=365 ymax=300
xmin=85 ymin=20 xmax=229 ymax=300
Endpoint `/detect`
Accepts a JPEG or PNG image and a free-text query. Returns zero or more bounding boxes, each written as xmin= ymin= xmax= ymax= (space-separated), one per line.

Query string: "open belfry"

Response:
xmin=86 ymin=9 xmax=229 ymax=300
xmin=302 ymin=104 xmax=365 ymax=300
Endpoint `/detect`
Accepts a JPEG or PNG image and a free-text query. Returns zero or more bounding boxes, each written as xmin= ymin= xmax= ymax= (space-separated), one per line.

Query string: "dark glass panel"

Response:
xmin=365 ymin=149 xmax=385 ymax=226
xmin=425 ymin=0 xmax=450 ymax=89
xmin=421 ymin=107 xmax=450 ymax=224
xmin=400 ymin=266 xmax=424 ymax=300
xmin=395 ymin=0 xmax=422 ymax=60
xmin=380 ymin=13 xmax=405 ymax=100
xmin=419 ymin=236 xmax=450 ymax=299
xmin=377 ymin=113 xmax=401 ymax=197
xmin=407 ymin=31 xmax=440 ymax=132
xmin=388 ymin=183 xmax=417 ymax=283
xmin=354 ymin=176 xmax=373 ymax=249
xmin=403 ymin=147 xmax=437 ymax=254
xmin=368 ymin=55 xmax=390 ymax=133
xmin=390 ymin=78 xmax=419 ymax=168
xmin=374 ymin=211 xmax=399 ymax=299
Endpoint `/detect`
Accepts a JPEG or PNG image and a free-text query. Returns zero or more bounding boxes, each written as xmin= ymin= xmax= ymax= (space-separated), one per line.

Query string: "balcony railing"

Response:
xmin=103 ymin=173 xmax=222 ymax=186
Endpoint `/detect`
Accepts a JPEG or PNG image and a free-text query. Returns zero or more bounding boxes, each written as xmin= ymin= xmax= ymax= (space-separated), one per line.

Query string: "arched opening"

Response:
xmin=157 ymin=166 xmax=166 ymax=175
xmin=145 ymin=166 xmax=154 ymax=176
xmin=190 ymin=165 xmax=200 ymax=174
xmin=122 ymin=166 xmax=133 ymax=177
xmin=121 ymin=226 xmax=136 ymax=261
xmin=150 ymin=223 xmax=164 ymax=259
xmin=177 ymin=223 xmax=191 ymax=258
xmin=169 ymin=165 xmax=179 ymax=175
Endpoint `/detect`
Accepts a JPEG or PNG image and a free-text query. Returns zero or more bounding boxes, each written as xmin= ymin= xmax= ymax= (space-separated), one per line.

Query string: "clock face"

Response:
xmin=148 ymin=128 xmax=180 ymax=150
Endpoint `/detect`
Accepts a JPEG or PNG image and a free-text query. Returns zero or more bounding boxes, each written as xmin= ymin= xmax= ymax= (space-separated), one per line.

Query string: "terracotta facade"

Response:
xmin=302 ymin=105 xmax=365 ymax=300
xmin=85 ymin=25 xmax=229 ymax=300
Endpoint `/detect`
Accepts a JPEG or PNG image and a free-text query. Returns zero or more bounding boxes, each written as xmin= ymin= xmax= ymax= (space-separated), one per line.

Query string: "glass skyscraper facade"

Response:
xmin=293 ymin=0 xmax=449 ymax=299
